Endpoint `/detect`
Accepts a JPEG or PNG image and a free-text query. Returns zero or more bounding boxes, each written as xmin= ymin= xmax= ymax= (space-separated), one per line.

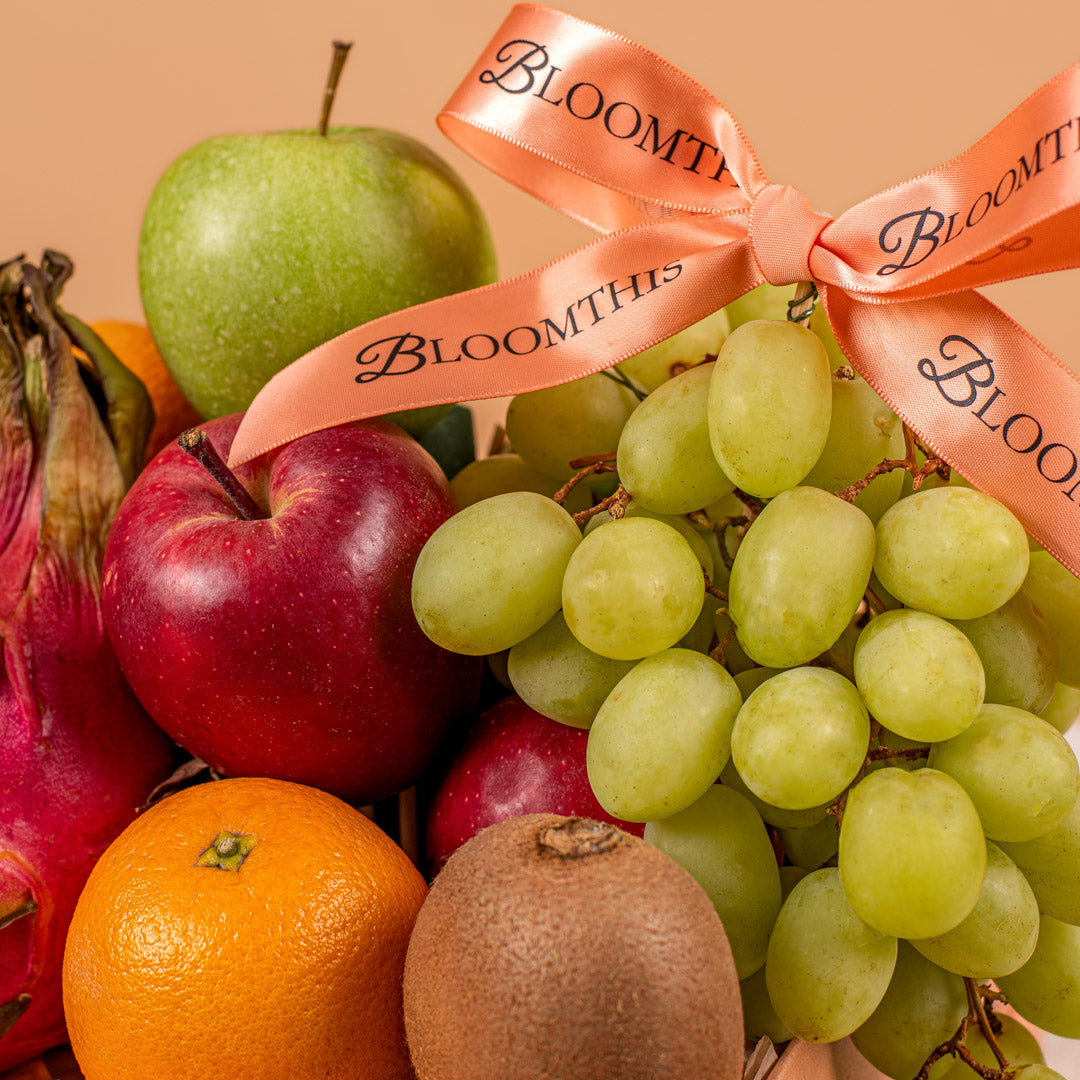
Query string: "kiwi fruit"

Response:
xmin=403 ymin=813 xmax=743 ymax=1079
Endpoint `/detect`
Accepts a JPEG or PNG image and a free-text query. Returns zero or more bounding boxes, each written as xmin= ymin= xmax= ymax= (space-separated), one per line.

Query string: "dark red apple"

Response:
xmin=424 ymin=693 xmax=645 ymax=873
xmin=101 ymin=412 xmax=481 ymax=804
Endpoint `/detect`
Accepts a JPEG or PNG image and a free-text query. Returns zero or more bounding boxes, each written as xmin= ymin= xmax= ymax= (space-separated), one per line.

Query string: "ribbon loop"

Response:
xmin=227 ymin=7 xmax=1080 ymax=580
xmin=748 ymin=183 xmax=833 ymax=287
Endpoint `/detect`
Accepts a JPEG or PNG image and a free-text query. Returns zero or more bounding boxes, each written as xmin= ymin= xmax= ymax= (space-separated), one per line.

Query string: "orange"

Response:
xmin=62 ymin=777 xmax=428 ymax=1080
xmin=89 ymin=320 xmax=203 ymax=462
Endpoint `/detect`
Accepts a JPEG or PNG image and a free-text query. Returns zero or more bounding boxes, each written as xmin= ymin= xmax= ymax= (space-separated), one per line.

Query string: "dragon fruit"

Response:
xmin=0 ymin=253 xmax=174 ymax=1070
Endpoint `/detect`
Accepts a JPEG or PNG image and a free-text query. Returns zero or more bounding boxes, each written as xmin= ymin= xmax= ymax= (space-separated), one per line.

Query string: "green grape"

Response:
xmin=853 ymin=608 xmax=985 ymax=742
xmin=1042 ymin=681 xmax=1080 ymax=734
xmin=720 ymin=760 xmax=829 ymax=829
xmin=1024 ymin=550 xmax=1080 ymax=687
xmin=779 ymin=863 xmax=811 ymax=899
xmin=867 ymin=569 xmax=904 ymax=611
xmin=997 ymin=790 xmax=1080 ymax=924
xmin=615 ymin=306 xmax=729 ymax=391
xmin=928 ymin=703 xmax=1080 ymax=843
xmin=939 ymin=1015 xmax=1044 ymax=1079
xmin=874 ymin=487 xmax=1030 ymax=619
xmin=728 ymin=486 xmax=876 ymax=668
xmin=700 ymin=487 xmax=746 ymax=522
xmin=562 ymin=517 xmax=704 ymax=660
xmin=818 ymin=618 xmax=861 ymax=683
xmin=850 ymin=942 xmax=967 ymax=1080
xmin=731 ymin=667 xmax=870 ymax=810
xmin=732 ymin=666 xmax=783 ymax=700
xmin=765 ymin=867 xmax=898 ymax=1043
xmin=779 ymin=814 xmax=840 ymax=870
xmin=739 ymin=965 xmax=792 ymax=1044
xmin=486 ymin=649 xmax=512 ymax=690
xmin=679 ymin=593 xmax=719 ymax=655
xmin=839 ymin=768 xmax=986 ymax=939
xmin=690 ymin=517 xmax=727 ymax=580
xmin=909 ymin=841 xmax=1039 ymax=979
xmin=449 ymin=452 xmax=589 ymax=513
xmin=644 ymin=784 xmax=781 ymax=978
xmin=583 ymin=504 xmax=714 ymax=577
xmin=723 ymin=282 xmax=795 ymax=329
xmin=616 ymin=364 xmax=734 ymax=514
xmin=950 ymin=589 xmax=1058 ymax=714
xmin=506 ymin=610 xmax=635 ymax=729
xmin=997 ymin=914 xmax=1080 ymax=1038
xmin=411 ymin=491 xmax=581 ymax=655
xmin=587 ymin=649 xmax=740 ymax=821
xmin=707 ymin=319 xmax=832 ymax=497
xmin=801 ymin=368 xmax=906 ymax=524
xmin=713 ymin=608 xmax=759 ymax=675
xmin=504 ymin=369 xmax=640 ymax=483
xmin=1008 ymin=1067 xmax=1066 ymax=1080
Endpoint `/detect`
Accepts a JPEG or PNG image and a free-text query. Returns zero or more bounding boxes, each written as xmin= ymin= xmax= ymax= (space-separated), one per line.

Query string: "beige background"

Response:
xmin=5 ymin=3 xmax=1080 ymax=1074
xmin=5 ymin=0 xmax=1080 ymax=375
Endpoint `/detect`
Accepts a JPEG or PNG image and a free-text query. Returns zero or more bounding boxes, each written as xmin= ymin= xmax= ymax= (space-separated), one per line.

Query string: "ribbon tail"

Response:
xmin=228 ymin=216 xmax=761 ymax=467
xmin=822 ymin=282 xmax=1080 ymax=577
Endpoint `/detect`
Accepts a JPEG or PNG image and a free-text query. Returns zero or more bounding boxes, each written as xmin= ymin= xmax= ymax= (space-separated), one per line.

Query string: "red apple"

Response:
xmin=424 ymin=693 xmax=645 ymax=873
xmin=101 ymin=412 xmax=481 ymax=804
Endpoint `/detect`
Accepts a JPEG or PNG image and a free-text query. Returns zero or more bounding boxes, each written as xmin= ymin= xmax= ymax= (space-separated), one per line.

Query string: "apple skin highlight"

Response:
xmin=137 ymin=125 xmax=498 ymax=423
xmin=101 ymin=412 xmax=483 ymax=804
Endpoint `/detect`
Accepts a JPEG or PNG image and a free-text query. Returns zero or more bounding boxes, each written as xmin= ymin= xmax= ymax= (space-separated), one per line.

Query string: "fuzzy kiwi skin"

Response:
xmin=403 ymin=813 xmax=743 ymax=1080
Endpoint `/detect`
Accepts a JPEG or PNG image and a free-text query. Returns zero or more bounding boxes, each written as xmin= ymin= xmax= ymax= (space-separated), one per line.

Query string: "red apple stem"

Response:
xmin=318 ymin=40 xmax=353 ymax=136
xmin=178 ymin=428 xmax=267 ymax=521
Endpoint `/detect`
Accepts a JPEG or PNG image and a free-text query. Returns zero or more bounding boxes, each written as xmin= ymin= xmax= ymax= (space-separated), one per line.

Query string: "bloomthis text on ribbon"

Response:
xmin=877 ymin=114 xmax=1080 ymax=275
xmin=478 ymin=37 xmax=740 ymax=191
xmin=354 ymin=261 xmax=683 ymax=384
xmin=919 ymin=332 xmax=1080 ymax=504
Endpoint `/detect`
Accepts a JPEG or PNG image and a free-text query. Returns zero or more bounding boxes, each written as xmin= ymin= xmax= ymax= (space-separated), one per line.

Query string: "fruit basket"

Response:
xmin=5 ymin=4 xmax=1080 ymax=1080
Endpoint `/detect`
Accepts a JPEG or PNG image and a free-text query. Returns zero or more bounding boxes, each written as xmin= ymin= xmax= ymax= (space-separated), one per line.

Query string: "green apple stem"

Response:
xmin=178 ymin=428 xmax=267 ymax=521
xmin=318 ymin=40 xmax=353 ymax=136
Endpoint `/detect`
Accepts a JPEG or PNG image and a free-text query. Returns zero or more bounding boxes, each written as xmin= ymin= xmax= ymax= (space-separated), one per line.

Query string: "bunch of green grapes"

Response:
xmin=410 ymin=282 xmax=1079 ymax=1080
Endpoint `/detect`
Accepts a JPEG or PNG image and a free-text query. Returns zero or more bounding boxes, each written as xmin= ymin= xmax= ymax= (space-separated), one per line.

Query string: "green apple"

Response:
xmin=139 ymin=63 xmax=496 ymax=429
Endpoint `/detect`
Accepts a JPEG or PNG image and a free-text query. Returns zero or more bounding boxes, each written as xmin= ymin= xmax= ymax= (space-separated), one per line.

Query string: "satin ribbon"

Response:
xmin=229 ymin=4 xmax=1080 ymax=577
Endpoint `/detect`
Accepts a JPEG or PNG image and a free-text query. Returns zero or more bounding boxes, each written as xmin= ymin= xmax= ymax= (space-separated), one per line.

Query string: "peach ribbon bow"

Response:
xmin=229 ymin=4 xmax=1080 ymax=576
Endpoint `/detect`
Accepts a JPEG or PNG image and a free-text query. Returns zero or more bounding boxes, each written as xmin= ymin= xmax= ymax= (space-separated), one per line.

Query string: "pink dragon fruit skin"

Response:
xmin=0 ymin=256 xmax=174 ymax=1070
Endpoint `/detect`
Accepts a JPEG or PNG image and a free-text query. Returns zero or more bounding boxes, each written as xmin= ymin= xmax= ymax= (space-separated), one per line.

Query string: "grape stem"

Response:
xmin=826 ymin=720 xmax=933 ymax=831
xmin=552 ymin=452 xmax=618 ymax=508
xmin=570 ymin=484 xmax=629 ymax=526
xmin=732 ymin=488 xmax=766 ymax=520
xmin=835 ymin=423 xmax=950 ymax=503
xmin=599 ymin=367 xmax=647 ymax=401
xmin=566 ymin=450 xmax=618 ymax=469
xmin=865 ymin=744 xmax=929 ymax=763
xmin=914 ymin=982 xmax=1012 ymax=1080
xmin=709 ymin=621 xmax=735 ymax=666
xmin=861 ymin=585 xmax=888 ymax=618
xmin=685 ymin=510 xmax=748 ymax=572
xmin=702 ymin=568 xmax=727 ymax=602
xmin=486 ymin=424 xmax=510 ymax=456
xmin=787 ymin=281 xmax=818 ymax=324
